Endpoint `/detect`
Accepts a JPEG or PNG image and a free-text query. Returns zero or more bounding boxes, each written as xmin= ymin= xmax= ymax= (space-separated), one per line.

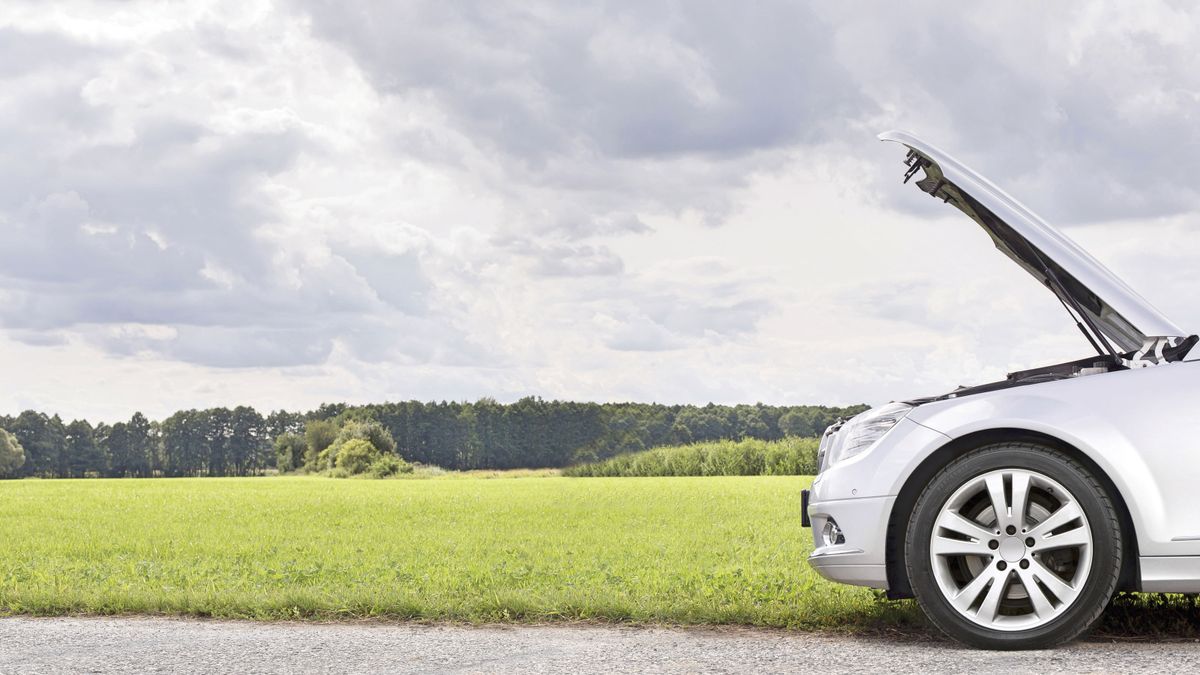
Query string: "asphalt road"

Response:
xmin=0 ymin=617 xmax=1196 ymax=674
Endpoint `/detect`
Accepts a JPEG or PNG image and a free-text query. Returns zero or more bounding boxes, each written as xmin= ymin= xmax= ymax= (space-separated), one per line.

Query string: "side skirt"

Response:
xmin=1140 ymin=556 xmax=1200 ymax=593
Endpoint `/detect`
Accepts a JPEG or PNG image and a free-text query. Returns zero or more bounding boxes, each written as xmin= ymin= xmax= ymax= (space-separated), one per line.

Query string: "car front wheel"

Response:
xmin=905 ymin=443 xmax=1123 ymax=649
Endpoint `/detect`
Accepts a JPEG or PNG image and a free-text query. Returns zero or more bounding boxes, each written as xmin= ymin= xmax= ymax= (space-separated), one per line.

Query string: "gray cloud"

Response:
xmin=818 ymin=2 xmax=1200 ymax=223
xmin=299 ymin=2 xmax=865 ymax=159
xmin=0 ymin=27 xmax=106 ymax=77
xmin=294 ymin=0 xmax=1200 ymax=232
xmin=594 ymin=259 xmax=777 ymax=352
xmin=0 ymin=23 xmax=476 ymax=370
xmin=292 ymin=0 xmax=871 ymax=239
xmin=498 ymin=238 xmax=625 ymax=278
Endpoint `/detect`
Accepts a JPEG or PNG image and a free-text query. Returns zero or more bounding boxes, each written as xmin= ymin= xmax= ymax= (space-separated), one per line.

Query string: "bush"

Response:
xmin=314 ymin=420 xmax=400 ymax=472
xmin=303 ymin=419 xmax=339 ymax=470
xmin=334 ymin=420 xmax=396 ymax=455
xmin=0 ymin=428 xmax=25 ymax=478
xmin=368 ymin=454 xmax=413 ymax=478
xmin=333 ymin=439 xmax=380 ymax=475
xmin=274 ymin=432 xmax=306 ymax=473
xmin=563 ymin=436 xmax=819 ymax=477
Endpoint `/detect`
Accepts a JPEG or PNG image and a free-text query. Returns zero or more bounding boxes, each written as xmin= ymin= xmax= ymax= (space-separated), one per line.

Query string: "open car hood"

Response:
xmin=880 ymin=130 xmax=1189 ymax=358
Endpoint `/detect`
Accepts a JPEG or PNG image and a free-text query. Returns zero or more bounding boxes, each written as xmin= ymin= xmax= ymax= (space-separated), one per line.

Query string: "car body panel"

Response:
xmin=806 ymin=495 xmax=894 ymax=588
xmin=1140 ymin=557 xmax=1200 ymax=592
xmin=808 ymin=419 xmax=948 ymax=589
xmin=908 ymin=359 xmax=1200 ymax=557
xmin=809 ymin=418 xmax=950 ymax=502
xmin=878 ymin=130 xmax=1187 ymax=352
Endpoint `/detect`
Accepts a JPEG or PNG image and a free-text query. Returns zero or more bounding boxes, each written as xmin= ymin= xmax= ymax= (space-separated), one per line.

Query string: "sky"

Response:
xmin=4 ymin=1 xmax=1200 ymax=422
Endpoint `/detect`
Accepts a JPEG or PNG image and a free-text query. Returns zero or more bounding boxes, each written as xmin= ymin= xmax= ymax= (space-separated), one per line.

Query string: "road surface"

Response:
xmin=0 ymin=617 xmax=1196 ymax=674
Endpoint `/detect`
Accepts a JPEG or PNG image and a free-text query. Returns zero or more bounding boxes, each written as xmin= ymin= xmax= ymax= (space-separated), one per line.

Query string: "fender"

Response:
xmin=907 ymin=389 xmax=1175 ymax=555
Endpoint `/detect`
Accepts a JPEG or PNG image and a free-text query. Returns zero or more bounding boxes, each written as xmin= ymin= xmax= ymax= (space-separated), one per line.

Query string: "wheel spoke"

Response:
xmin=935 ymin=509 xmax=996 ymax=541
xmin=984 ymin=474 xmax=1009 ymax=528
xmin=1027 ymin=501 xmax=1083 ymax=541
xmin=975 ymin=569 xmax=1011 ymax=622
xmin=931 ymin=534 xmax=994 ymax=557
xmin=950 ymin=566 xmax=999 ymax=613
xmin=1028 ymin=558 xmax=1079 ymax=606
xmin=1033 ymin=524 xmax=1090 ymax=551
xmin=1010 ymin=471 xmax=1032 ymax=530
xmin=1016 ymin=566 xmax=1055 ymax=618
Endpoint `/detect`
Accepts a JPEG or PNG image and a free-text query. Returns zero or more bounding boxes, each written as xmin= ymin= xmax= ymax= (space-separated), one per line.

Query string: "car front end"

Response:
xmin=803 ymin=402 xmax=949 ymax=589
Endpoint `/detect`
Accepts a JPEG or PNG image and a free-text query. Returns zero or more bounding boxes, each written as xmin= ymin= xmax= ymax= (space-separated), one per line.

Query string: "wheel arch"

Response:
xmin=883 ymin=427 xmax=1140 ymax=599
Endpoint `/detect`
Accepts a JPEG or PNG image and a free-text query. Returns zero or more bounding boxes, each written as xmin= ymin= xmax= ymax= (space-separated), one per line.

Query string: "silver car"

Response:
xmin=802 ymin=130 xmax=1200 ymax=650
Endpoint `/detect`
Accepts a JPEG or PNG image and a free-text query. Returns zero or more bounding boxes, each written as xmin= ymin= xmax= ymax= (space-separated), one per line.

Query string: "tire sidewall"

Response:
xmin=905 ymin=444 xmax=1121 ymax=650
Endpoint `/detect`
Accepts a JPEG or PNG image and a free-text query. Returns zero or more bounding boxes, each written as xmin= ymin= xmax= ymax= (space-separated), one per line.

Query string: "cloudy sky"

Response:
xmin=4 ymin=1 xmax=1200 ymax=421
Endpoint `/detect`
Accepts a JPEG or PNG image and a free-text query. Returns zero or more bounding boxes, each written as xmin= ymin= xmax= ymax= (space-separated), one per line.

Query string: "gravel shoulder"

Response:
xmin=0 ymin=617 xmax=1197 ymax=674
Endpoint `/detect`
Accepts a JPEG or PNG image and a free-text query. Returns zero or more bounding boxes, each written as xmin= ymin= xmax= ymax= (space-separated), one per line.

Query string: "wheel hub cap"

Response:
xmin=998 ymin=537 xmax=1026 ymax=562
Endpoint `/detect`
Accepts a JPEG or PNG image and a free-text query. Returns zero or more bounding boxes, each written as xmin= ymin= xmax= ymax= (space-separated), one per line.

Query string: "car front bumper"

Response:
xmin=800 ymin=418 xmax=952 ymax=590
xmin=803 ymin=493 xmax=894 ymax=589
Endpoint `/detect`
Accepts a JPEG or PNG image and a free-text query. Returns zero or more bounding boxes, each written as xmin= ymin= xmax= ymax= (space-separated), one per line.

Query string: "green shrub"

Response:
xmin=334 ymin=420 xmax=396 ymax=455
xmin=303 ymin=419 xmax=339 ymax=470
xmin=274 ymin=432 xmax=306 ymax=473
xmin=563 ymin=436 xmax=819 ymax=477
xmin=333 ymin=439 xmax=380 ymax=475
xmin=0 ymin=429 xmax=25 ymax=478
xmin=368 ymin=454 xmax=413 ymax=478
xmin=314 ymin=420 xmax=402 ymax=473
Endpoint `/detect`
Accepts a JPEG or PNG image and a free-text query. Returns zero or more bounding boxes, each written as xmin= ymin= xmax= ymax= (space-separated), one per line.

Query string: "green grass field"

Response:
xmin=0 ymin=475 xmax=915 ymax=629
xmin=3 ymin=474 xmax=1192 ymax=637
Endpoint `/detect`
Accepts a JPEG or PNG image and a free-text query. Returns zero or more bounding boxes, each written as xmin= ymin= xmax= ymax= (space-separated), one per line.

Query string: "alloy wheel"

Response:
xmin=929 ymin=468 xmax=1092 ymax=631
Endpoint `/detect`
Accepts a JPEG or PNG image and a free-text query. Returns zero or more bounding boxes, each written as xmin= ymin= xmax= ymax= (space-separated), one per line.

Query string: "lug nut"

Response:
xmin=1006 ymin=525 xmax=1017 ymax=535
xmin=1019 ymin=560 xmax=1030 ymax=569
xmin=1025 ymin=537 xmax=1035 ymax=547
xmin=997 ymin=561 xmax=1007 ymax=571
xmin=988 ymin=540 xmax=999 ymax=550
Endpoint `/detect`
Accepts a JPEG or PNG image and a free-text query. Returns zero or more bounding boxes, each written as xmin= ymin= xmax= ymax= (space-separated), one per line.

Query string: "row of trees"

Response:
xmin=338 ymin=399 xmax=866 ymax=470
xmin=0 ymin=408 xmax=301 ymax=479
xmin=0 ymin=399 xmax=868 ymax=478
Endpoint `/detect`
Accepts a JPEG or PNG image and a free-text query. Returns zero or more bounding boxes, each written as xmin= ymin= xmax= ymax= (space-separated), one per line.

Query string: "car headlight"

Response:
xmin=819 ymin=402 xmax=912 ymax=472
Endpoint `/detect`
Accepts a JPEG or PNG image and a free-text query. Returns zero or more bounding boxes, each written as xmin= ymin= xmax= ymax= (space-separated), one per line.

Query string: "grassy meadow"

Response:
xmin=0 ymin=474 xmax=912 ymax=629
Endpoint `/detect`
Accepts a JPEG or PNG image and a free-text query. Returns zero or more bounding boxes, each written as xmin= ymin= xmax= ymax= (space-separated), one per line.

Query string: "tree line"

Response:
xmin=0 ymin=399 xmax=868 ymax=478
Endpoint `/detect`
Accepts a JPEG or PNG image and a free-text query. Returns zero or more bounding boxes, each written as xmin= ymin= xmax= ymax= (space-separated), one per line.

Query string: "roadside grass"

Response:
xmin=0 ymin=475 xmax=916 ymax=630
xmin=1097 ymin=593 xmax=1200 ymax=640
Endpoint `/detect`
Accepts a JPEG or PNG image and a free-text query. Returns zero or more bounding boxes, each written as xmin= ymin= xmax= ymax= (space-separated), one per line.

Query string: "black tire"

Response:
xmin=904 ymin=443 xmax=1123 ymax=650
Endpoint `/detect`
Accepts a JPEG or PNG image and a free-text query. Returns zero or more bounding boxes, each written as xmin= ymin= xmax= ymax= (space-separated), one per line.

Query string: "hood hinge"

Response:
xmin=1125 ymin=335 xmax=1199 ymax=368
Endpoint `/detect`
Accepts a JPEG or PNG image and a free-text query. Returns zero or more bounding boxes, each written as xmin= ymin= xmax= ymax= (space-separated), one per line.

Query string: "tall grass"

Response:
xmin=563 ymin=437 xmax=819 ymax=477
